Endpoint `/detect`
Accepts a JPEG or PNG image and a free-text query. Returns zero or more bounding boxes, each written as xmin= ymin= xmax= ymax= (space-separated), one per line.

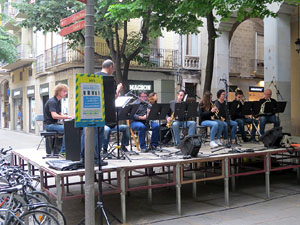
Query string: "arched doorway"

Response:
xmin=0 ymin=79 xmax=10 ymax=128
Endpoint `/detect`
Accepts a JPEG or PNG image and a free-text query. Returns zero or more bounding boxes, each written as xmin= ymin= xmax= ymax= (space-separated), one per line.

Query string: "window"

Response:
xmin=12 ymin=75 xmax=14 ymax=83
xmin=186 ymin=34 xmax=198 ymax=56
xmin=20 ymin=72 xmax=23 ymax=81
xmin=29 ymin=68 xmax=32 ymax=76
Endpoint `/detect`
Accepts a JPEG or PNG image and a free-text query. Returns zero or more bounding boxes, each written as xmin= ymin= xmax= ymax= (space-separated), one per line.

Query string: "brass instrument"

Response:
xmin=166 ymin=112 xmax=175 ymax=128
xmin=211 ymin=101 xmax=225 ymax=121
xmin=258 ymin=98 xmax=271 ymax=116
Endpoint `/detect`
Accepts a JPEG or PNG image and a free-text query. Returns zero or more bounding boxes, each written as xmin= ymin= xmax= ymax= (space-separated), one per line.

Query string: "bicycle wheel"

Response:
xmin=29 ymin=191 xmax=51 ymax=204
xmin=33 ymin=204 xmax=66 ymax=225
xmin=13 ymin=210 xmax=59 ymax=225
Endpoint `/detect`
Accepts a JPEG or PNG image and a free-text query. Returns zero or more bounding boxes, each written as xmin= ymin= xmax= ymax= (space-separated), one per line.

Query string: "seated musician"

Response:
xmin=214 ymin=89 xmax=238 ymax=144
xmin=43 ymin=84 xmax=74 ymax=156
xmin=258 ymin=89 xmax=280 ymax=135
xmin=131 ymin=91 xmax=160 ymax=152
xmin=148 ymin=92 xmax=158 ymax=105
xmin=199 ymin=91 xmax=224 ymax=148
xmin=232 ymin=89 xmax=258 ymax=142
xmin=167 ymin=90 xmax=196 ymax=147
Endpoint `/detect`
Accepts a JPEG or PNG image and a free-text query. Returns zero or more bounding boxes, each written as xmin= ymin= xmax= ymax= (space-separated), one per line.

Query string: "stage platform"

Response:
xmin=11 ymin=143 xmax=300 ymax=224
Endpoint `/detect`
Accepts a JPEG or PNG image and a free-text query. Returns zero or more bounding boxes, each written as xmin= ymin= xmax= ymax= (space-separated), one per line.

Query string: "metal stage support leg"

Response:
xmin=176 ymin=163 xmax=181 ymax=215
xmin=224 ymin=157 xmax=229 ymax=207
xmin=265 ymin=153 xmax=270 ymax=199
xmin=192 ymin=171 xmax=197 ymax=199
xmin=148 ymin=176 xmax=152 ymax=204
xmin=120 ymin=168 xmax=126 ymax=224
xmin=80 ymin=175 xmax=84 ymax=195
xmin=55 ymin=176 xmax=63 ymax=211
xmin=231 ymin=159 xmax=236 ymax=192
xmin=297 ymin=151 xmax=300 ymax=183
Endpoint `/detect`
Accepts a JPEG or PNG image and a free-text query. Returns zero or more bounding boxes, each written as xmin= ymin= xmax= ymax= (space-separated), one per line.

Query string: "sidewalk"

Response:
xmin=1 ymin=129 xmax=300 ymax=224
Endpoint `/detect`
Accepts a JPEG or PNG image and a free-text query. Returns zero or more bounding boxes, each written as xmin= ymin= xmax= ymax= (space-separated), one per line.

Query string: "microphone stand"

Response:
xmin=220 ymin=79 xmax=232 ymax=148
xmin=269 ymin=79 xmax=283 ymax=122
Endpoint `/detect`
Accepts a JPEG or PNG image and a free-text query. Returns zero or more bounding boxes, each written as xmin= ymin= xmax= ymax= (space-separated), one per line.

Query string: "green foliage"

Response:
xmin=0 ymin=25 xmax=17 ymax=64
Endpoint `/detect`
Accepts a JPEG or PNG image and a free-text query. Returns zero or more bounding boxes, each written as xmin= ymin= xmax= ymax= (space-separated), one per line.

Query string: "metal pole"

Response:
xmin=84 ymin=0 xmax=95 ymax=224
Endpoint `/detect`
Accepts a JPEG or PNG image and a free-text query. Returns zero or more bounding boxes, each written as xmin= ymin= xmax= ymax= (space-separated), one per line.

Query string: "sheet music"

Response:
xmin=115 ymin=96 xmax=133 ymax=108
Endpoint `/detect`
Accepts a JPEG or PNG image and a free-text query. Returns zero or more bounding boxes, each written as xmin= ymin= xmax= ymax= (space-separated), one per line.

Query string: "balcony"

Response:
xmin=230 ymin=56 xmax=241 ymax=75
xmin=251 ymin=59 xmax=264 ymax=76
xmin=132 ymin=48 xmax=178 ymax=70
xmin=183 ymin=55 xmax=200 ymax=70
xmin=2 ymin=44 xmax=35 ymax=71
xmin=36 ymin=54 xmax=44 ymax=74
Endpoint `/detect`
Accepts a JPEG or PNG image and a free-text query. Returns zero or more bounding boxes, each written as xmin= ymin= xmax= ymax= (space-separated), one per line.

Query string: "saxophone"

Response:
xmin=166 ymin=112 xmax=175 ymax=128
xmin=258 ymin=98 xmax=271 ymax=116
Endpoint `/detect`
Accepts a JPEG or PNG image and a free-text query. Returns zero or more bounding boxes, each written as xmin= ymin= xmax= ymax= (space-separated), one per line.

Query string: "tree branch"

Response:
xmin=115 ymin=23 xmax=121 ymax=56
xmin=127 ymin=8 xmax=151 ymax=61
xmin=121 ymin=20 xmax=128 ymax=59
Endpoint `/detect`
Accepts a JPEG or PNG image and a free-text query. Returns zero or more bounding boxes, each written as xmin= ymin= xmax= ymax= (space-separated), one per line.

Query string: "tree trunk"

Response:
xmin=203 ymin=11 xmax=217 ymax=95
xmin=122 ymin=60 xmax=130 ymax=93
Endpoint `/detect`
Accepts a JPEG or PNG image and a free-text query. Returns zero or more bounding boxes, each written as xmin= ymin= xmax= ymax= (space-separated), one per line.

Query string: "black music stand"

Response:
xmin=252 ymin=101 xmax=261 ymax=117
xmin=103 ymin=98 xmax=134 ymax=162
xmin=118 ymin=104 xmax=139 ymax=153
xmin=147 ymin=103 xmax=170 ymax=152
xmin=174 ymin=102 xmax=198 ymax=138
xmin=264 ymin=101 xmax=276 ymax=115
xmin=276 ymin=101 xmax=287 ymax=114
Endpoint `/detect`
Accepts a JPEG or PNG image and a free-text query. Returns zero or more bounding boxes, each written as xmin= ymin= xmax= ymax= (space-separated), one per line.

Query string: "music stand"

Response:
xmin=147 ymin=103 xmax=170 ymax=152
xmin=118 ymin=104 xmax=139 ymax=152
xmin=252 ymin=101 xmax=261 ymax=117
xmin=264 ymin=101 xmax=276 ymax=115
xmin=103 ymin=96 xmax=133 ymax=162
xmin=276 ymin=101 xmax=287 ymax=114
xmin=229 ymin=101 xmax=239 ymax=117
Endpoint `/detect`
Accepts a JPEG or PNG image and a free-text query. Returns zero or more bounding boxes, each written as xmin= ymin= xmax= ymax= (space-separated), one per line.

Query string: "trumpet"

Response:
xmin=211 ymin=101 xmax=225 ymax=121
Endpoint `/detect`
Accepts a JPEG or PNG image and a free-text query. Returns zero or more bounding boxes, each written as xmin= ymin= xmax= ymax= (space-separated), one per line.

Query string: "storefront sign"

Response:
xmin=249 ymin=86 xmax=264 ymax=92
xmin=128 ymin=80 xmax=154 ymax=93
xmin=12 ymin=88 xmax=23 ymax=99
xmin=75 ymin=73 xmax=105 ymax=127
xmin=40 ymin=83 xmax=49 ymax=96
xmin=27 ymin=86 xmax=35 ymax=97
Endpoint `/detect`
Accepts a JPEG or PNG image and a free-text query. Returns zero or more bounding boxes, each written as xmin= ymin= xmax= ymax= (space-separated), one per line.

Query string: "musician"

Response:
xmin=131 ymin=91 xmax=160 ymax=152
xmin=44 ymin=84 xmax=74 ymax=156
xmin=199 ymin=91 xmax=224 ymax=148
xmin=258 ymin=89 xmax=280 ymax=135
xmin=80 ymin=59 xmax=129 ymax=161
xmin=167 ymin=90 xmax=196 ymax=147
xmin=148 ymin=92 xmax=158 ymax=105
xmin=232 ymin=89 xmax=258 ymax=142
xmin=214 ymin=89 xmax=238 ymax=144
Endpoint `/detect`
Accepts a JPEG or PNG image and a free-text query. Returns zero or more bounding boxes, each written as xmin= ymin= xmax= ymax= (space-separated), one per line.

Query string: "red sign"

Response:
xmin=77 ymin=0 xmax=87 ymax=3
xmin=60 ymin=10 xmax=85 ymax=27
xmin=60 ymin=20 xmax=85 ymax=36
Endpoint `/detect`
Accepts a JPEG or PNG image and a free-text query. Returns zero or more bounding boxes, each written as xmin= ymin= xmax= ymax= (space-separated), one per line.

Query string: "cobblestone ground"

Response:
xmin=1 ymin=128 xmax=300 ymax=225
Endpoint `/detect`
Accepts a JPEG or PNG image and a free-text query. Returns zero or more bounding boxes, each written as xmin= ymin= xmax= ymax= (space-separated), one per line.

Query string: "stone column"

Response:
xmin=211 ymin=31 xmax=230 ymax=98
xmin=264 ymin=12 xmax=291 ymax=133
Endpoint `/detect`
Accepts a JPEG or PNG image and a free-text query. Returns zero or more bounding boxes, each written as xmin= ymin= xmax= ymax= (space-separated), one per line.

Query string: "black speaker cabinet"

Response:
xmin=64 ymin=119 xmax=82 ymax=161
xmin=102 ymin=75 xmax=116 ymax=123
xmin=45 ymin=136 xmax=62 ymax=155
xmin=179 ymin=134 xmax=202 ymax=157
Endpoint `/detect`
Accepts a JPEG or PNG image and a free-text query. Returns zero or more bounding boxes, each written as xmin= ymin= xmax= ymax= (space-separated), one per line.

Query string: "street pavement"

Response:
xmin=1 ymin=128 xmax=300 ymax=225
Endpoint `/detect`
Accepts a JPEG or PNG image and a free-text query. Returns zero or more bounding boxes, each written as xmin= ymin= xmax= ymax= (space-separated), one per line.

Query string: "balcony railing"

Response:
xmin=43 ymin=43 xmax=178 ymax=70
xmin=16 ymin=44 xmax=35 ymax=59
xmin=251 ymin=59 xmax=264 ymax=75
xmin=230 ymin=56 xmax=241 ymax=75
xmin=36 ymin=54 xmax=44 ymax=73
xmin=183 ymin=55 xmax=199 ymax=70
xmin=132 ymin=48 xmax=178 ymax=69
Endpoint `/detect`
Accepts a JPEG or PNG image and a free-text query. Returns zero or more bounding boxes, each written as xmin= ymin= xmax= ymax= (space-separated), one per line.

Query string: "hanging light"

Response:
xmin=295 ymin=6 xmax=300 ymax=53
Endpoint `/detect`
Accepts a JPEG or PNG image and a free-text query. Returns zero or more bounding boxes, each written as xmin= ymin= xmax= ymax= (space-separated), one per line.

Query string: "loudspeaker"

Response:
xmin=65 ymin=119 xmax=82 ymax=161
xmin=45 ymin=136 xmax=62 ymax=155
xmin=259 ymin=126 xmax=283 ymax=148
xmin=178 ymin=134 xmax=202 ymax=157
xmin=102 ymin=75 xmax=116 ymax=123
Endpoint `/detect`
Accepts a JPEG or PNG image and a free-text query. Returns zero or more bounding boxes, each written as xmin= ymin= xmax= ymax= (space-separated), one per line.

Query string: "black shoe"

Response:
xmin=148 ymin=145 xmax=157 ymax=151
xmin=242 ymin=137 xmax=250 ymax=142
xmin=121 ymin=145 xmax=129 ymax=152
xmin=140 ymin=148 xmax=149 ymax=153
xmin=95 ymin=159 xmax=108 ymax=166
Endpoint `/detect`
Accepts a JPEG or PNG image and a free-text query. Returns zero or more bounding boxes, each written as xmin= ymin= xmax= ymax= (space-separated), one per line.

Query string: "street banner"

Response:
xmin=75 ymin=73 xmax=105 ymax=127
xmin=60 ymin=20 xmax=85 ymax=36
xmin=60 ymin=10 xmax=85 ymax=27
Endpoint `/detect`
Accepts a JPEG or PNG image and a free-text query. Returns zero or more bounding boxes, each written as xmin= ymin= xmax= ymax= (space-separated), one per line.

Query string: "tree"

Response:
xmin=175 ymin=0 xmax=283 ymax=94
xmin=15 ymin=0 xmax=203 ymax=92
xmin=0 ymin=23 xmax=17 ymax=64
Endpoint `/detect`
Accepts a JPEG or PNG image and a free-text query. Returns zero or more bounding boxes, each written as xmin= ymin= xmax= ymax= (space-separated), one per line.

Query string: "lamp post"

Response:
xmin=295 ymin=6 xmax=300 ymax=53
